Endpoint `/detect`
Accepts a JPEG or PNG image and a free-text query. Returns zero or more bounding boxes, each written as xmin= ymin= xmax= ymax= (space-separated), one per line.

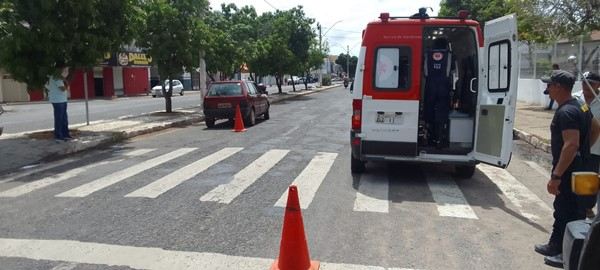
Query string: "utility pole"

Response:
xmin=347 ymin=45 xmax=350 ymax=78
xmin=318 ymin=23 xmax=322 ymax=87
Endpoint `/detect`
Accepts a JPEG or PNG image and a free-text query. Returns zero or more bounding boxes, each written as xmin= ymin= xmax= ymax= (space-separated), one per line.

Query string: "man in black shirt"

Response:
xmin=534 ymin=70 xmax=600 ymax=267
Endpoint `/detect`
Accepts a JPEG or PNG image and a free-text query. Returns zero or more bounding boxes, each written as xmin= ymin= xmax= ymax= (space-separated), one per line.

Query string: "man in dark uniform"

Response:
xmin=534 ymin=70 xmax=600 ymax=267
xmin=424 ymin=38 xmax=453 ymax=148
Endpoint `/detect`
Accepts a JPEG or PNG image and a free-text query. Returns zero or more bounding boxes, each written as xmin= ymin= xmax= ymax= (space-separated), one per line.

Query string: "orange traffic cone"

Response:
xmin=271 ymin=186 xmax=319 ymax=270
xmin=232 ymin=104 xmax=247 ymax=132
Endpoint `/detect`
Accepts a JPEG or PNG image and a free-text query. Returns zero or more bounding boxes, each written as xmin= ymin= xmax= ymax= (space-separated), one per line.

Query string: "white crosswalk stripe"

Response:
xmin=126 ymin=147 xmax=243 ymax=198
xmin=56 ymin=148 xmax=196 ymax=197
xmin=0 ymin=149 xmax=154 ymax=197
xmin=353 ymin=171 xmax=389 ymax=213
xmin=0 ymin=160 xmax=121 ymax=197
xmin=200 ymin=149 xmax=289 ymax=204
xmin=425 ymin=171 xmax=478 ymax=219
xmin=478 ymin=164 xmax=552 ymax=221
xmin=0 ymin=237 xmax=421 ymax=270
xmin=0 ymin=150 xmax=112 ymax=185
xmin=274 ymin=152 xmax=338 ymax=209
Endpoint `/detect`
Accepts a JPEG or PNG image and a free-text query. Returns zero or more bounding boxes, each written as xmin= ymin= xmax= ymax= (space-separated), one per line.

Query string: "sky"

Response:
xmin=209 ymin=0 xmax=441 ymax=57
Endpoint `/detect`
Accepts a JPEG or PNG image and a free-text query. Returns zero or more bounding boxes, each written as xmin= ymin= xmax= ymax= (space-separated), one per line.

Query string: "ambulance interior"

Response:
xmin=418 ymin=26 xmax=479 ymax=154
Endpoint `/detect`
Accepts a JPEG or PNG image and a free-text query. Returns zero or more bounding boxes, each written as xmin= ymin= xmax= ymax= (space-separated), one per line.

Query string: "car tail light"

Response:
xmin=352 ymin=99 xmax=362 ymax=131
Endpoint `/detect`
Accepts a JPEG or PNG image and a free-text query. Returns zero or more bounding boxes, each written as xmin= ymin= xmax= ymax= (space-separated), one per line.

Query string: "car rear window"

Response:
xmin=207 ymin=83 xmax=243 ymax=96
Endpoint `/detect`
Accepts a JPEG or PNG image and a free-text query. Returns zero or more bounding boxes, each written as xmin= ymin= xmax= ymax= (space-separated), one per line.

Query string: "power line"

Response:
xmin=321 ymin=28 xmax=361 ymax=34
xmin=263 ymin=0 xmax=278 ymax=10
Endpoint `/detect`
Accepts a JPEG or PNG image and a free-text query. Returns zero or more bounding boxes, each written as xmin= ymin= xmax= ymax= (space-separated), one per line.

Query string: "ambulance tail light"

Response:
xmin=352 ymin=99 xmax=362 ymax=130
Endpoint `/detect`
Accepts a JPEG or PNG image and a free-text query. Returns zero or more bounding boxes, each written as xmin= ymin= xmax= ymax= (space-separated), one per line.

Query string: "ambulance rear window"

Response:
xmin=373 ymin=47 xmax=411 ymax=91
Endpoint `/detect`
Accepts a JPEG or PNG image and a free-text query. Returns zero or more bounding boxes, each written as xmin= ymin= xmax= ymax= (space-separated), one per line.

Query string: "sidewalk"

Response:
xmin=0 ymin=84 xmax=340 ymax=175
xmin=514 ymin=101 xmax=553 ymax=153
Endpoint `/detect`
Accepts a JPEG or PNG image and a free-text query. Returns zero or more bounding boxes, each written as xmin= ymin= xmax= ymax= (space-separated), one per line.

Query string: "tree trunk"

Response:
xmin=276 ymin=75 xmax=282 ymax=94
xmin=166 ymin=77 xmax=173 ymax=113
xmin=304 ymin=70 xmax=309 ymax=90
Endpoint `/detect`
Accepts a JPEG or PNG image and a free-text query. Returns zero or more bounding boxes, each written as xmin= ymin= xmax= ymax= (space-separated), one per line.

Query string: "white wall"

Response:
xmin=517 ymin=78 xmax=584 ymax=107
xmin=112 ymin=67 xmax=124 ymax=96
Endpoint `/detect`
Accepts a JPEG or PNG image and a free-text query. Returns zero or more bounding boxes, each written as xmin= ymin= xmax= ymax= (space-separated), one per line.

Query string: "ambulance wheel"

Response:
xmin=351 ymin=155 xmax=365 ymax=174
xmin=454 ymin=165 xmax=476 ymax=178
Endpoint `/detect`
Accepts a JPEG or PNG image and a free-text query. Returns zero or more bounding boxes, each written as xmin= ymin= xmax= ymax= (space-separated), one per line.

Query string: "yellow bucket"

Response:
xmin=571 ymin=172 xmax=600 ymax=196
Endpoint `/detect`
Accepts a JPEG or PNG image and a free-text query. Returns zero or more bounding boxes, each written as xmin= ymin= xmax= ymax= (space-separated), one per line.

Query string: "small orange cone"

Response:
xmin=232 ymin=104 xmax=246 ymax=132
xmin=271 ymin=186 xmax=319 ymax=270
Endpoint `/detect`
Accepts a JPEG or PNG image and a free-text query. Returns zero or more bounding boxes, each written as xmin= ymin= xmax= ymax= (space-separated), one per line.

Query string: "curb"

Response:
xmin=268 ymin=84 xmax=339 ymax=104
xmin=513 ymin=127 xmax=551 ymax=153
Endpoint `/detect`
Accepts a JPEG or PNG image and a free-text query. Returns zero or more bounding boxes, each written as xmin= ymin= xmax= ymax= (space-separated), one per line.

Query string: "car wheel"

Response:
xmin=454 ymin=165 xmax=476 ymax=178
xmin=152 ymin=95 xmax=156 ymax=98
xmin=245 ymin=108 xmax=256 ymax=126
xmin=264 ymin=106 xmax=270 ymax=120
xmin=351 ymin=154 xmax=365 ymax=174
xmin=205 ymin=118 xmax=215 ymax=128
xmin=180 ymin=90 xmax=184 ymax=96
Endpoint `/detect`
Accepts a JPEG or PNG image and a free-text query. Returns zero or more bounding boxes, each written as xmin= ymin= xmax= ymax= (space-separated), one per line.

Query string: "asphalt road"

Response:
xmin=0 ymin=86 xmax=561 ymax=269
xmin=0 ymin=83 xmax=310 ymax=134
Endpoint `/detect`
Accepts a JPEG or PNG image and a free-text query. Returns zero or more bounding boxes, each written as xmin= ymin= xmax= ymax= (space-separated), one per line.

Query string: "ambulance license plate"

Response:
xmin=376 ymin=112 xmax=402 ymax=125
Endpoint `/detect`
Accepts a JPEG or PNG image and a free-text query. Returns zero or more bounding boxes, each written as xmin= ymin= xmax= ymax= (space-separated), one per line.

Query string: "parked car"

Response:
xmin=286 ymin=76 xmax=303 ymax=85
xmin=151 ymin=80 xmax=184 ymax=97
xmin=203 ymin=81 xmax=270 ymax=128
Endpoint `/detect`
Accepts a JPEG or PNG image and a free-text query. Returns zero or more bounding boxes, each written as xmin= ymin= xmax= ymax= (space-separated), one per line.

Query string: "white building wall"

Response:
xmin=517 ymin=78 xmax=584 ymax=107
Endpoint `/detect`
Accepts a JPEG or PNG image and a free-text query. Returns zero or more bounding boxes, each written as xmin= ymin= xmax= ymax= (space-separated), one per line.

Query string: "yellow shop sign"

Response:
xmin=127 ymin=53 xmax=153 ymax=65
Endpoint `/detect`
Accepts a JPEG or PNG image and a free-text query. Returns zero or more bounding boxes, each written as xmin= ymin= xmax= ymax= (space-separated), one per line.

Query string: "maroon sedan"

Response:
xmin=203 ymin=81 xmax=270 ymax=128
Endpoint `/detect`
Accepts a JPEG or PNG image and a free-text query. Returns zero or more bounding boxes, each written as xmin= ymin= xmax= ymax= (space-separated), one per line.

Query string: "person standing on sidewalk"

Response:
xmin=573 ymin=71 xmax=600 ymax=219
xmin=45 ymin=69 xmax=72 ymax=142
xmin=534 ymin=70 xmax=600 ymax=267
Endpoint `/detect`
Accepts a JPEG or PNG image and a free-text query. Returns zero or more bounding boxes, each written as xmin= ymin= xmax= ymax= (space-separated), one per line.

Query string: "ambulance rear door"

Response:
xmin=473 ymin=14 xmax=518 ymax=168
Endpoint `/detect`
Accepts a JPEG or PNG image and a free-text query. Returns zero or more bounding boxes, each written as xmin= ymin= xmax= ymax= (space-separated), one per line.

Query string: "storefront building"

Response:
xmin=0 ymin=51 xmax=152 ymax=102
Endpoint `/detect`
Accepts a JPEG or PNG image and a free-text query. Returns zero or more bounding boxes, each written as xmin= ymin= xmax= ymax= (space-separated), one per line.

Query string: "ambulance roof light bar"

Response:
xmin=380 ymin=8 xmax=473 ymax=22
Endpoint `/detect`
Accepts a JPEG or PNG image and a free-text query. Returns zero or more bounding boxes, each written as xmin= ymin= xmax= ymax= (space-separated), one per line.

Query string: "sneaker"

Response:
xmin=534 ymin=243 xmax=561 ymax=256
xmin=544 ymin=254 xmax=563 ymax=268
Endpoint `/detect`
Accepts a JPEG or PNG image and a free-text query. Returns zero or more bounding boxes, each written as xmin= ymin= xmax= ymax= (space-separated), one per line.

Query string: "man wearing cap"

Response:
xmin=534 ymin=70 xmax=600 ymax=267
xmin=572 ymin=71 xmax=600 ymax=220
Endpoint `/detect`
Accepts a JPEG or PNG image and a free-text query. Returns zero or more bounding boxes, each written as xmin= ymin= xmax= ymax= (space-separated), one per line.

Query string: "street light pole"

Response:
xmin=317 ymin=20 xmax=343 ymax=88
xmin=347 ymin=45 xmax=350 ymax=78
xmin=318 ymin=23 xmax=322 ymax=88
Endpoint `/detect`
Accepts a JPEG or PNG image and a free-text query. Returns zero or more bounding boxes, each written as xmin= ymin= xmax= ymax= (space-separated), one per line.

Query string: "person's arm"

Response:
xmin=548 ymin=129 xmax=580 ymax=195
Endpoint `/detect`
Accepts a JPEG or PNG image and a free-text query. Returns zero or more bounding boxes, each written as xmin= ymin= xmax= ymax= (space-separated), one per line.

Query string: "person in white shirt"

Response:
xmin=572 ymin=71 xmax=600 ymax=219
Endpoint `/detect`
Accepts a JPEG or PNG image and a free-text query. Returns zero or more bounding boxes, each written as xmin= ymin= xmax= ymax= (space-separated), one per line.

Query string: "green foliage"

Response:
xmin=138 ymin=0 xmax=209 ymax=80
xmin=537 ymin=0 xmax=600 ymax=40
xmin=0 ymin=0 xmax=139 ymax=89
xmin=335 ymin=53 xmax=358 ymax=78
xmin=322 ymin=74 xmax=331 ymax=86
xmin=439 ymin=0 xmax=511 ymax=23
xmin=248 ymin=6 xmax=318 ymax=93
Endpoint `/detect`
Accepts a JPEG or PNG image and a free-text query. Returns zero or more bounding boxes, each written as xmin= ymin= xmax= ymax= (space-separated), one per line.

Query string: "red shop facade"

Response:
xmin=51 ymin=52 xmax=152 ymax=101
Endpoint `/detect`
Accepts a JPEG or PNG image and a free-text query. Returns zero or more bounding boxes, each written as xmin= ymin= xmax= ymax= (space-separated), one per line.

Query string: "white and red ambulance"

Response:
xmin=350 ymin=9 xmax=518 ymax=178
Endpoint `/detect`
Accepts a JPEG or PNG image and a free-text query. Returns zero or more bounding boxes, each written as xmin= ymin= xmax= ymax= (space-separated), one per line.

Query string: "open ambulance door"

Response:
xmin=474 ymin=14 xmax=518 ymax=168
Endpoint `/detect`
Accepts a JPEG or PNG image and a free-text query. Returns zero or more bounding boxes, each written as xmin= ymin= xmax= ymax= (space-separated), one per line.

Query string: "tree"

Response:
xmin=538 ymin=0 xmax=600 ymax=39
xmin=0 ymin=0 xmax=139 ymax=90
xmin=300 ymin=45 xmax=325 ymax=90
xmin=439 ymin=0 xmax=511 ymax=23
xmin=138 ymin=0 xmax=209 ymax=112
xmin=335 ymin=53 xmax=358 ymax=78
